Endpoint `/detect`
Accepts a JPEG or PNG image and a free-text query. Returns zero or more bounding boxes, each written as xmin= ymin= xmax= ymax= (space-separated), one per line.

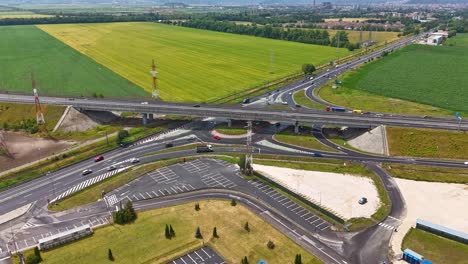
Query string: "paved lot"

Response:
xmin=248 ymin=179 xmax=330 ymax=232
xmin=170 ymin=246 xmax=225 ymax=264
xmin=104 ymin=158 xmax=332 ymax=233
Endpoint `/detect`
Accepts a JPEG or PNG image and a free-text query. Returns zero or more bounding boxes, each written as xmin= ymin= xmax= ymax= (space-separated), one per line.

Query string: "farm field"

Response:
xmin=0 ymin=25 xmax=147 ymax=98
xmin=386 ymin=127 xmax=468 ymax=160
xmin=28 ymin=200 xmax=322 ymax=264
xmin=0 ymin=11 xmax=52 ymax=19
xmin=342 ymin=44 xmax=468 ymax=112
xmin=445 ymin=33 xmax=468 ymax=47
xmin=327 ymin=29 xmax=400 ymax=44
xmin=402 ymin=228 xmax=468 ymax=264
xmin=39 ymin=22 xmax=351 ymax=102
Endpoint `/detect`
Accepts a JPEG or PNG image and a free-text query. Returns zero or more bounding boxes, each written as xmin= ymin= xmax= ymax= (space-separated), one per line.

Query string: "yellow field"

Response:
xmin=324 ymin=18 xmax=373 ymax=22
xmin=0 ymin=11 xmax=52 ymax=19
xmin=328 ymin=30 xmax=400 ymax=44
xmin=38 ymin=22 xmax=350 ymax=102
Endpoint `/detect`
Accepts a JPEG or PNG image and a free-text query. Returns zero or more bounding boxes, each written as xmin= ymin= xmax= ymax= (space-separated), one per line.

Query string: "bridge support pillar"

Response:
xmin=294 ymin=121 xmax=299 ymax=134
xmin=227 ymin=119 xmax=232 ymax=127
xmin=148 ymin=113 xmax=154 ymax=122
xmin=142 ymin=113 xmax=148 ymax=125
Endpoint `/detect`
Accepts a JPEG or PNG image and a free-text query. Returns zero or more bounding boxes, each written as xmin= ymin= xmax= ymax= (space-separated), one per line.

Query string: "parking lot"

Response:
xmin=248 ymin=179 xmax=330 ymax=232
xmin=104 ymin=158 xmax=331 ymax=233
xmin=171 ymin=246 xmax=225 ymax=264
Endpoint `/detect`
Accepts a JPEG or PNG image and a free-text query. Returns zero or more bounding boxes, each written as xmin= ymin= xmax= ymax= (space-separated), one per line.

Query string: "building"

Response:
xmin=416 ymin=218 xmax=468 ymax=244
xmin=402 ymin=248 xmax=433 ymax=264
xmin=427 ymin=35 xmax=443 ymax=46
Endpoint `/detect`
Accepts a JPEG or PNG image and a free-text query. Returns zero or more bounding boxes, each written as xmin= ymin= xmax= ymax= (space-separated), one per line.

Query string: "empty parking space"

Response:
xmin=148 ymin=167 xmax=179 ymax=184
xmin=201 ymin=172 xmax=237 ymax=189
xmin=248 ymin=179 xmax=330 ymax=231
xmin=171 ymin=246 xmax=225 ymax=264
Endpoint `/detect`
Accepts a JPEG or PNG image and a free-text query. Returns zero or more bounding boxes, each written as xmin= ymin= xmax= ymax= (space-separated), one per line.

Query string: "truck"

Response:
xmin=352 ymin=109 xmax=362 ymax=114
xmin=331 ymin=106 xmax=346 ymax=112
xmin=196 ymin=144 xmax=213 ymax=153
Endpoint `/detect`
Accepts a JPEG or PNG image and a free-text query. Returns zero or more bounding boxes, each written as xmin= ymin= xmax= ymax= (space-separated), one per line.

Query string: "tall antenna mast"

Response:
xmin=32 ymin=74 xmax=45 ymax=125
xmin=151 ymin=59 xmax=159 ymax=99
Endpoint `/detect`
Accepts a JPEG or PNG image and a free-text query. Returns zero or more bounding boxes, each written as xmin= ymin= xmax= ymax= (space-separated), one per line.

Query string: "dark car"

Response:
xmin=193 ymin=105 xmax=200 ymax=107
xmin=82 ymin=169 xmax=93 ymax=176
xmin=242 ymin=98 xmax=251 ymax=104
xmin=165 ymin=142 xmax=174 ymax=148
xmin=313 ymin=152 xmax=323 ymax=157
xmin=358 ymin=197 xmax=368 ymax=205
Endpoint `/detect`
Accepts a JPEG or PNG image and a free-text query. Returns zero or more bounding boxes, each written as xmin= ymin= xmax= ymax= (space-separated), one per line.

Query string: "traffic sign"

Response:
xmin=258 ymin=260 xmax=267 ymax=264
xmin=456 ymin=112 xmax=461 ymax=120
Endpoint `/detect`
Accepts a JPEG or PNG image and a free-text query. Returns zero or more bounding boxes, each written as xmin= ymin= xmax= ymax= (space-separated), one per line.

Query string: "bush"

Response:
xmin=267 ymin=240 xmax=275 ymax=249
xmin=231 ymin=199 xmax=237 ymax=206
xmin=244 ymin=221 xmax=250 ymax=232
xmin=113 ymin=201 xmax=137 ymax=225
xmin=25 ymin=254 xmax=41 ymax=264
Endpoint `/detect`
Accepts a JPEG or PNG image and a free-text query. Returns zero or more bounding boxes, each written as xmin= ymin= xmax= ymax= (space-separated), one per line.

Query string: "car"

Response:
xmin=130 ymin=158 xmax=140 ymax=164
xmin=313 ymin=152 xmax=323 ymax=157
xmin=141 ymin=102 xmax=148 ymax=105
xmin=82 ymin=169 xmax=93 ymax=176
xmin=94 ymin=156 xmax=104 ymax=162
xmin=193 ymin=105 xmax=200 ymax=107
xmin=309 ymin=76 xmax=314 ymax=80
xmin=358 ymin=197 xmax=368 ymax=205
xmin=165 ymin=142 xmax=174 ymax=148
xmin=282 ymin=101 xmax=288 ymax=105
xmin=464 ymin=161 xmax=468 ymax=165
xmin=288 ymin=92 xmax=292 ymax=95
xmin=326 ymin=69 xmax=330 ymax=72
xmin=68 ymin=98 xmax=75 ymax=101
xmin=213 ymin=135 xmax=221 ymax=140
xmin=107 ymin=165 xmax=117 ymax=171
xmin=242 ymin=98 xmax=251 ymax=104
xmin=295 ymin=104 xmax=301 ymax=108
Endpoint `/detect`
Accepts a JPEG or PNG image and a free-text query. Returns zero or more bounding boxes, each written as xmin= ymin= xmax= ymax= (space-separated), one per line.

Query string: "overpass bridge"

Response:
xmin=0 ymin=94 xmax=465 ymax=131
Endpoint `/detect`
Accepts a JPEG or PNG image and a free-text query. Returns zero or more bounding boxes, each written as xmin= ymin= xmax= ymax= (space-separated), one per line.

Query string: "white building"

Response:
xmin=427 ymin=35 xmax=443 ymax=46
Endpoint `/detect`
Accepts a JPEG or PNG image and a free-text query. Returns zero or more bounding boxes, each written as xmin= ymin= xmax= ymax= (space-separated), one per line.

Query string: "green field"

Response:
xmin=40 ymin=22 xmax=351 ymax=102
xmin=343 ymin=44 xmax=468 ymax=112
xmin=327 ymin=29 xmax=400 ymax=45
xmin=0 ymin=25 xmax=147 ymax=98
xmin=0 ymin=103 xmax=64 ymax=131
xmin=386 ymin=127 xmax=468 ymax=160
xmin=402 ymin=228 xmax=468 ymax=264
xmin=445 ymin=33 xmax=468 ymax=47
xmin=34 ymin=200 xmax=322 ymax=264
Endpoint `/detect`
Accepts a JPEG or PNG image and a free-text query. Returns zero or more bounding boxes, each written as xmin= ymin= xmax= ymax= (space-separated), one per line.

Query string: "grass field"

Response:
xmin=327 ymin=29 xmax=400 ymax=44
xmin=293 ymin=90 xmax=324 ymax=109
xmin=324 ymin=18 xmax=373 ymax=22
xmin=318 ymin=71 xmax=458 ymax=117
xmin=386 ymin=127 xmax=468 ymax=160
xmin=273 ymin=127 xmax=337 ymax=152
xmin=0 ymin=25 xmax=147 ymax=98
xmin=384 ymin=164 xmax=468 ymax=183
xmin=445 ymin=33 xmax=468 ymax=47
xmin=0 ymin=103 xmax=65 ymax=131
xmin=39 ymin=22 xmax=351 ymax=102
xmin=39 ymin=200 xmax=322 ymax=264
xmin=402 ymin=228 xmax=468 ymax=264
xmin=343 ymin=44 xmax=468 ymax=112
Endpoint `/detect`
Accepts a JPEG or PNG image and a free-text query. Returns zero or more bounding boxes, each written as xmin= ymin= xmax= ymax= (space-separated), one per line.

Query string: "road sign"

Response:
xmin=456 ymin=112 xmax=461 ymax=119
xmin=258 ymin=260 xmax=267 ymax=264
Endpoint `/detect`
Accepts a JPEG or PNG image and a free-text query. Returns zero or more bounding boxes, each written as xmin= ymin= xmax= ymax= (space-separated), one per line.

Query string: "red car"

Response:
xmin=213 ymin=135 xmax=221 ymax=140
xmin=94 ymin=156 xmax=104 ymax=162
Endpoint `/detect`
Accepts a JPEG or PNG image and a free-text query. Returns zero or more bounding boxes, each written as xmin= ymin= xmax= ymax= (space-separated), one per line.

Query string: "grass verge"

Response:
xmin=384 ymin=164 xmax=468 ymax=183
xmin=214 ymin=125 xmax=247 ymax=135
xmin=273 ymin=127 xmax=337 ymax=152
xmin=293 ymin=90 xmax=326 ymax=110
xmin=0 ymin=103 xmax=65 ymax=131
xmin=26 ymin=200 xmax=323 ymax=264
xmin=401 ymin=228 xmax=468 ymax=264
xmin=386 ymin=127 xmax=468 ymax=160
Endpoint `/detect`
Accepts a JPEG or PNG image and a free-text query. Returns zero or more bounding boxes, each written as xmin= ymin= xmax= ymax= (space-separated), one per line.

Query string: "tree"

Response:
xmin=169 ymin=224 xmax=175 ymax=237
xmin=116 ymin=130 xmax=129 ymax=144
xmin=231 ymin=199 xmax=237 ymax=206
xmin=244 ymin=221 xmax=250 ymax=232
xmin=241 ymin=256 xmax=249 ymax=264
xmin=125 ymin=200 xmax=137 ymax=220
xmin=331 ymin=31 xmax=350 ymax=47
xmin=165 ymin=224 xmax=171 ymax=239
xmin=108 ymin=249 xmax=114 ymax=261
xmin=295 ymin=254 xmax=302 ymax=264
xmin=195 ymin=226 xmax=202 ymax=239
xmin=302 ymin=63 xmax=316 ymax=76
xmin=267 ymin=240 xmax=275 ymax=249
xmin=213 ymin=227 xmax=218 ymax=238
xmin=33 ymin=246 xmax=42 ymax=262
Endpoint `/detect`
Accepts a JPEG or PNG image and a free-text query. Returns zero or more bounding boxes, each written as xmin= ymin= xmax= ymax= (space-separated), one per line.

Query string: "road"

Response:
xmin=0 ymin=93 xmax=465 ymax=131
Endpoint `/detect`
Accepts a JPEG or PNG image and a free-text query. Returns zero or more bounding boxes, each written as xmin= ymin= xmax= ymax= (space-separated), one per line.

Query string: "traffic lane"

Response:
xmin=133 ymin=190 xmax=350 ymax=264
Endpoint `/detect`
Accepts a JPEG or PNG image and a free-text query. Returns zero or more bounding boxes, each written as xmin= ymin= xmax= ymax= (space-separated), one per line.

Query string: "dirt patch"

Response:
xmin=348 ymin=125 xmax=388 ymax=155
xmin=391 ymin=179 xmax=468 ymax=257
xmin=253 ymin=164 xmax=380 ymax=219
xmin=0 ymin=132 xmax=73 ymax=172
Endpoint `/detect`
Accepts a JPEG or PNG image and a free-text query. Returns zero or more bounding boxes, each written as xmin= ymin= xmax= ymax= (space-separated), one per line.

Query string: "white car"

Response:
xmin=464 ymin=161 xmax=468 ymax=165
xmin=309 ymin=76 xmax=314 ymax=80
xmin=282 ymin=101 xmax=288 ymax=105
xmin=107 ymin=165 xmax=117 ymax=171
xmin=130 ymin=158 xmax=140 ymax=164
xmin=141 ymin=102 xmax=148 ymax=105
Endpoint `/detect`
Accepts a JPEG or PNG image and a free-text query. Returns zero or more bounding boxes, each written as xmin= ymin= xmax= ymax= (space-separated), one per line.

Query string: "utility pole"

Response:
xmin=245 ymin=121 xmax=253 ymax=175
xmin=150 ymin=59 xmax=159 ymax=99
xmin=32 ymin=74 xmax=45 ymax=125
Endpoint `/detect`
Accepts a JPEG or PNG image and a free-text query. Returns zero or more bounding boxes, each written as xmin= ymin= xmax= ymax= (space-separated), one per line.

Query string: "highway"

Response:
xmin=0 ymin=93 xmax=466 ymax=131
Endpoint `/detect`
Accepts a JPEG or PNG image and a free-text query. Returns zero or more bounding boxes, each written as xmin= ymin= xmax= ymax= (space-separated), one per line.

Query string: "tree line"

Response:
xmin=177 ymin=19 xmax=359 ymax=50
